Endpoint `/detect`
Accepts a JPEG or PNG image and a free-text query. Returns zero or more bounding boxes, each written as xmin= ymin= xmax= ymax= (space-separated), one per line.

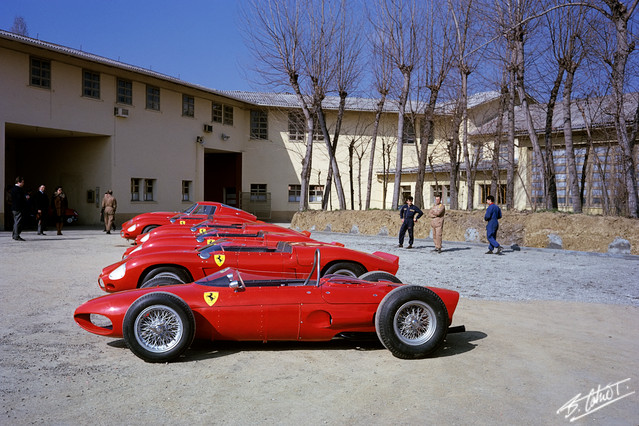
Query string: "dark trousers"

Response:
xmin=399 ymin=221 xmax=414 ymax=245
xmin=487 ymin=225 xmax=500 ymax=251
xmin=12 ymin=210 xmax=23 ymax=239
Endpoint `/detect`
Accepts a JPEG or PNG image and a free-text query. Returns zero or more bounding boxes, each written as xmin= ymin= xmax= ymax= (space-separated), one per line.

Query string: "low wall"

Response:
xmin=291 ymin=210 xmax=639 ymax=255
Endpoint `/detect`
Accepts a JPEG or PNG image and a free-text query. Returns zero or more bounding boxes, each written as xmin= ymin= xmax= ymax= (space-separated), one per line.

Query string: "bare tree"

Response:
xmin=372 ymin=0 xmax=421 ymax=209
xmin=11 ymin=16 xmax=28 ymax=36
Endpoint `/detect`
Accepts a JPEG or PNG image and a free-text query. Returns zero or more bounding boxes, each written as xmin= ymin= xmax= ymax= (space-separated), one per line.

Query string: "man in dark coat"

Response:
xmin=484 ymin=195 xmax=503 ymax=254
xmin=10 ymin=176 xmax=29 ymax=241
xmin=398 ymin=196 xmax=423 ymax=249
xmin=34 ymin=184 xmax=49 ymax=235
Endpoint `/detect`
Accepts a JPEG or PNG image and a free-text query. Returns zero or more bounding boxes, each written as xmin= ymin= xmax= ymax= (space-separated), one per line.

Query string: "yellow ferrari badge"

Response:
xmin=204 ymin=292 xmax=219 ymax=306
xmin=207 ymin=239 xmax=217 ymax=245
xmin=179 ymin=220 xmax=186 ymax=225
xmin=198 ymin=228 xmax=206 ymax=234
xmin=214 ymin=254 xmax=225 ymax=267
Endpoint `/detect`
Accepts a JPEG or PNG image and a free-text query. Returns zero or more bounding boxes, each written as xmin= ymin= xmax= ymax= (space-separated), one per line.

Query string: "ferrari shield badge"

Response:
xmin=207 ymin=239 xmax=217 ymax=245
xmin=204 ymin=292 xmax=219 ymax=306
xmin=179 ymin=220 xmax=186 ymax=225
xmin=198 ymin=228 xmax=207 ymax=234
xmin=214 ymin=254 xmax=225 ymax=267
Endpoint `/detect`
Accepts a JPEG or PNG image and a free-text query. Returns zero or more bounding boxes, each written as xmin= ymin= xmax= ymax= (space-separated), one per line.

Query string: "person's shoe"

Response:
xmin=437 ymin=248 xmax=442 ymax=253
xmin=106 ymin=231 xmax=111 ymax=234
xmin=485 ymin=250 xmax=493 ymax=254
xmin=496 ymin=246 xmax=503 ymax=254
xmin=15 ymin=237 xmax=26 ymax=241
xmin=407 ymin=245 xmax=412 ymax=249
xmin=398 ymin=244 xmax=403 ymax=248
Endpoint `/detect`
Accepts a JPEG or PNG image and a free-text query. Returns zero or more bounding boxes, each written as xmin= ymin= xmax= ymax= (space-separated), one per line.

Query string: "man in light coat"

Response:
xmin=101 ymin=190 xmax=117 ymax=234
xmin=429 ymin=195 xmax=445 ymax=253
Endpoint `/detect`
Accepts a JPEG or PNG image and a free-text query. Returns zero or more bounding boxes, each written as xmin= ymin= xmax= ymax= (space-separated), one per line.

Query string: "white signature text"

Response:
xmin=557 ymin=378 xmax=634 ymax=422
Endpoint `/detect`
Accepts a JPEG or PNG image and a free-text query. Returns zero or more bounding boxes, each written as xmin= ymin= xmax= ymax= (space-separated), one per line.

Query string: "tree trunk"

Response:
xmin=392 ymin=69 xmax=411 ymax=210
xmin=321 ymin=91 xmax=348 ymax=210
xmin=562 ymin=65 xmax=582 ymax=213
xmin=365 ymin=94 xmax=387 ymax=210
xmin=543 ymin=66 xmax=564 ymax=210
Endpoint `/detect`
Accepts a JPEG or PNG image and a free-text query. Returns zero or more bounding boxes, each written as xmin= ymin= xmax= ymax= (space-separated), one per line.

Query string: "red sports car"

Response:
xmin=135 ymin=222 xmax=311 ymax=245
xmin=119 ymin=202 xmax=257 ymax=241
xmin=98 ymin=240 xmax=399 ymax=293
xmin=122 ymin=229 xmax=334 ymax=260
xmin=76 ymin=261 xmax=463 ymax=363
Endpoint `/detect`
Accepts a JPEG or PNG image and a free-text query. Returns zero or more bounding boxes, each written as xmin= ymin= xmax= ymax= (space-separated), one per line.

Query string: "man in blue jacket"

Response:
xmin=398 ymin=196 xmax=423 ymax=249
xmin=484 ymin=195 xmax=502 ymax=254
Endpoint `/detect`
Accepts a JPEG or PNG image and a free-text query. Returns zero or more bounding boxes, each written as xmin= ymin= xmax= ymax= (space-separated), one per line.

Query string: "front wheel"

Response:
xmin=375 ymin=285 xmax=448 ymax=359
xmin=140 ymin=276 xmax=184 ymax=288
xmin=123 ymin=292 xmax=195 ymax=362
xmin=141 ymin=267 xmax=191 ymax=286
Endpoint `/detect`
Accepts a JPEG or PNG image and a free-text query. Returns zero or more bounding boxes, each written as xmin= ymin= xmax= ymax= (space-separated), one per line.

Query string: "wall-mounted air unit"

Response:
xmin=203 ymin=124 xmax=213 ymax=133
xmin=114 ymin=107 xmax=129 ymax=118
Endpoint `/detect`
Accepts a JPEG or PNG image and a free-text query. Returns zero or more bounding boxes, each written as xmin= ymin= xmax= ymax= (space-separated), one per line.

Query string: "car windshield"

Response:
xmin=182 ymin=203 xmax=198 ymax=214
xmin=194 ymin=267 xmax=317 ymax=287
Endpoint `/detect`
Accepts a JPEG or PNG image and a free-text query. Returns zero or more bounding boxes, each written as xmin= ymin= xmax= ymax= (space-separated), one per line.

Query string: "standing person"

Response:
xmin=51 ymin=186 xmax=68 ymax=235
xmin=429 ymin=195 xmax=446 ymax=253
xmin=398 ymin=196 xmax=423 ymax=249
xmin=101 ymin=190 xmax=117 ymax=234
xmin=484 ymin=195 xmax=503 ymax=254
xmin=34 ymin=184 xmax=49 ymax=235
xmin=10 ymin=176 xmax=29 ymax=241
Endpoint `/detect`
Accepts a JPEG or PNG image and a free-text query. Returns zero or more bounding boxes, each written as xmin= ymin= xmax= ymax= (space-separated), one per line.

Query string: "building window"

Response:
xmin=250 ymin=184 xmax=267 ymax=201
xmin=309 ymin=185 xmax=324 ymax=203
xmin=401 ymin=185 xmax=412 ymax=203
xmin=117 ymin=79 xmax=132 ymax=105
xmin=144 ymin=179 xmax=156 ymax=201
xmin=223 ymin=105 xmax=233 ymax=126
xmin=404 ymin=116 xmax=416 ymax=144
xmin=288 ymin=184 xmax=301 ymax=202
xmin=30 ymin=57 xmax=51 ymax=88
xmin=431 ymin=185 xmax=451 ymax=205
xmin=131 ymin=178 xmax=141 ymax=201
xmin=83 ymin=70 xmax=100 ymax=98
xmin=146 ymin=85 xmax=160 ymax=110
xmin=212 ymin=102 xmax=223 ymax=123
xmin=131 ymin=178 xmax=156 ymax=201
xmin=250 ymin=110 xmax=268 ymax=140
xmin=182 ymin=94 xmax=195 ymax=117
xmin=288 ymin=110 xmax=323 ymax=142
xmin=479 ymin=184 xmax=506 ymax=204
xmin=182 ymin=180 xmax=192 ymax=202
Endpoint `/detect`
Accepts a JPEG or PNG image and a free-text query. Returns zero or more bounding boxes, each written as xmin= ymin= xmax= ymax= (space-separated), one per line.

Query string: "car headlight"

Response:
xmin=108 ymin=263 xmax=127 ymax=280
xmin=130 ymin=246 xmax=142 ymax=255
xmin=140 ymin=234 xmax=150 ymax=243
xmin=127 ymin=224 xmax=138 ymax=232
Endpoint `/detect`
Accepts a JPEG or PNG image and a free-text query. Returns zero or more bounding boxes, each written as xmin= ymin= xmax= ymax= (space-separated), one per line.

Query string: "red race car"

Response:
xmin=119 ymin=202 xmax=257 ymax=241
xmin=135 ymin=222 xmax=311 ymax=245
xmin=98 ymin=240 xmax=399 ymax=293
xmin=76 ymin=256 xmax=463 ymax=363
xmin=122 ymin=229 xmax=334 ymax=260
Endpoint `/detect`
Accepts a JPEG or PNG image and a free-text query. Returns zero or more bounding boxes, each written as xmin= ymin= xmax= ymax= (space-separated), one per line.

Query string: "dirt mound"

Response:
xmin=291 ymin=209 xmax=639 ymax=255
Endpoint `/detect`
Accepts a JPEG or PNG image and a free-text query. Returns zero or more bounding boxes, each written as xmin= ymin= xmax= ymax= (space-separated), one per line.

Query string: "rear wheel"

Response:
xmin=323 ymin=262 xmax=366 ymax=277
xmin=375 ymin=285 xmax=448 ymax=359
xmin=358 ymin=271 xmax=402 ymax=283
xmin=123 ymin=292 xmax=195 ymax=362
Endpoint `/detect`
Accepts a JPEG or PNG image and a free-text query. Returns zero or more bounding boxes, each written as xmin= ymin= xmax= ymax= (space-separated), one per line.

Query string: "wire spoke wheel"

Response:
xmin=134 ymin=305 xmax=184 ymax=353
xmin=393 ymin=301 xmax=436 ymax=345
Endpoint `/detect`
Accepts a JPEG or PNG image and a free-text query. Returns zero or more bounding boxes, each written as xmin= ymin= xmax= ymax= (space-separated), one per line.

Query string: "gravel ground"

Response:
xmin=1 ymin=227 xmax=638 ymax=425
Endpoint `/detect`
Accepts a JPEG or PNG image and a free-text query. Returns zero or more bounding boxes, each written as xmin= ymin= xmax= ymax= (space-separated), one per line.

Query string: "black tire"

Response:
xmin=358 ymin=271 xmax=402 ymax=283
xmin=142 ymin=225 xmax=159 ymax=234
xmin=323 ymin=262 xmax=366 ymax=277
xmin=140 ymin=276 xmax=184 ymax=288
xmin=375 ymin=285 xmax=448 ymax=359
xmin=123 ymin=292 xmax=195 ymax=363
xmin=141 ymin=267 xmax=191 ymax=286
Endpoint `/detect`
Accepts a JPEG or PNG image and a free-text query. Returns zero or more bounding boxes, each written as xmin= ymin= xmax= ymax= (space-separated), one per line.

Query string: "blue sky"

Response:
xmin=0 ymin=0 xmax=259 ymax=91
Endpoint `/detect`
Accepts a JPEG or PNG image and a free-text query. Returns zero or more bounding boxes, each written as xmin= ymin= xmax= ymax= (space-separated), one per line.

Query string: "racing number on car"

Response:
xmin=204 ymin=292 xmax=219 ymax=306
xmin=215 ymin=254 xmax=225 ymax=267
